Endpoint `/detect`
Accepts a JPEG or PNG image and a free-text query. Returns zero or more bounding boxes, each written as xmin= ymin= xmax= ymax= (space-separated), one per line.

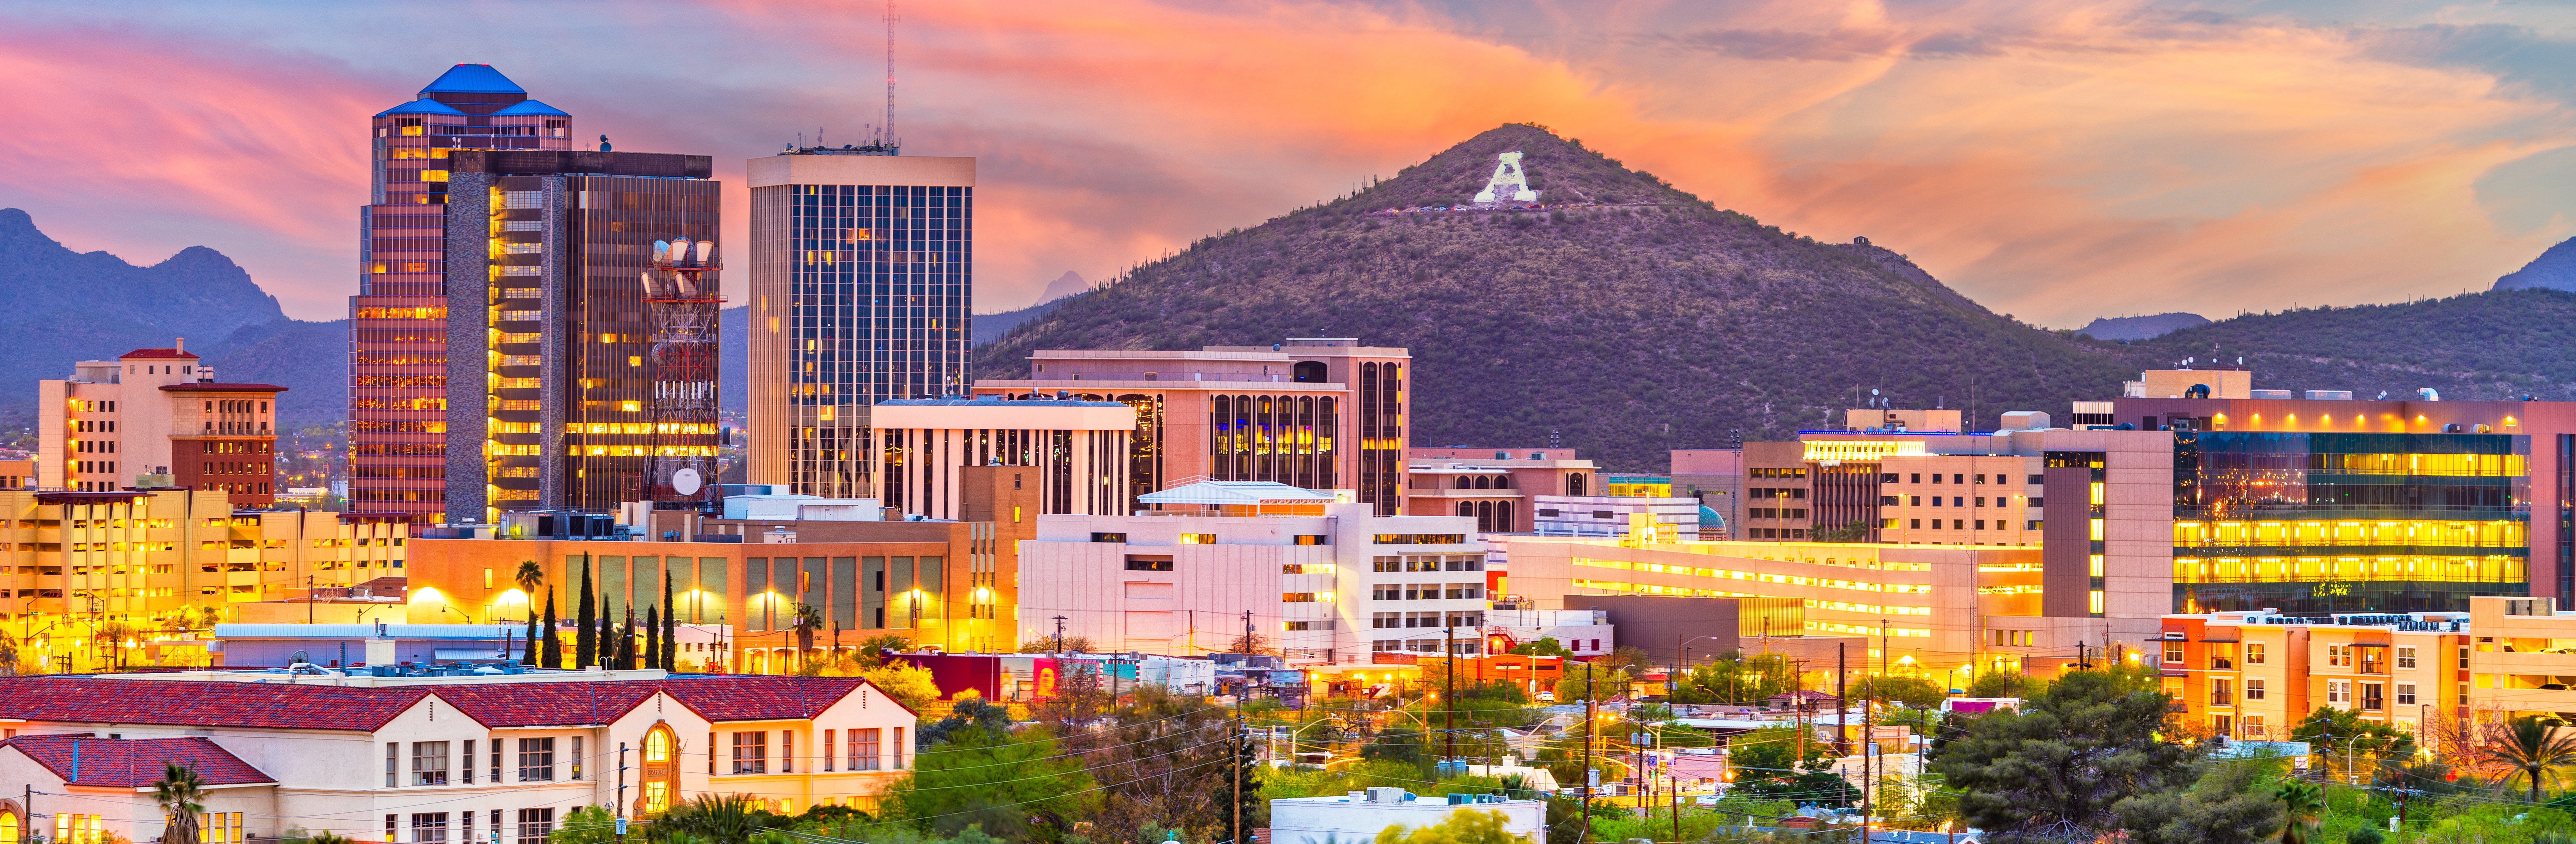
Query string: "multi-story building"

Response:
xmin=2163 ymin=597 xmax=2576 ymax=744
xmin=39 ymin=345 xmax=285 ymax=503
xmin=1670 ymin=449 xmax=1744 ymax=539
xmin=1017 ymin=481 xmax=1484 ymax=662
xmin=406 ymin=466 xmax=1038 ymax=660
xmin=1529 ymin=496 xmax=1705 ymax=539
xmin=2109 ymin=385 xmax=2573 ymax=612
xmin=437 ymin=148 xmax=722 ymax=523
xmin=1503 ymin=534 xmax=2160 ymax=680
xmin=1401 ymin=447 xmax=1598 ymax=533
xmin=0 ymin=669 xmax=916 ymax=840
xmin=351 ymin=64 xmax=576 ymax=521
xmin=745 ymin=147 xmax=976 ymax=499
xmin=975 ymin=337 xmax=1413 ymax=513
xmin=871 ymin=397 xmax=1135 ymax=519
xmin=0 ymin=488 xmax=409 ymax=671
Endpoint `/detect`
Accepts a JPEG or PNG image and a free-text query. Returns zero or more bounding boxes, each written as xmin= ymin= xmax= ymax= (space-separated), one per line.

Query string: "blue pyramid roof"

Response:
xmin=375 ymin=98 xmax=469 ymax=118
xmin=419 ymin=64 xmax=525 ymax=95
xmin=491 ymin=99 xmax=569 ymax=117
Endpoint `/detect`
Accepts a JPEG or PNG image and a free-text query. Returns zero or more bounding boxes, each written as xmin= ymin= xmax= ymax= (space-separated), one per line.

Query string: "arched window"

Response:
xmin=1294 ymin=361 xmax=1327 ymax=383
xmin=1494 ymin=474 xmax=1514 ymax=489
xmin=1455 ymin=477 xmax=1471 ymax=489
xmin=1475 ymin=476 xmax=1492 ymax=489
xmin=1569 ymin=474 xmax=1587 ymax=496
xmin=1496 ymin=501 xmax=1515 ymax=532
xmin=1476 ymin=500 xmax=1495 ymax=532
xmin=1456 ymin=502 xmax=1475 ymax=518
xmin=644 ymin=727 xmax=672 ymax=762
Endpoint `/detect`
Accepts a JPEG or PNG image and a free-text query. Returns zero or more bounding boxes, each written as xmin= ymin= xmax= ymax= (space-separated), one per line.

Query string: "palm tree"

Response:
xmin=2274 ymin=779 xmax=2322 ymax=844
xmin=154 ymin=763 xmax=207 ymax=844
xmin=514 ymin=559 xmax=545 ymax=595
xmin=791 ymin=603 xmax=823 ymax=673
xmin=309 ymin=833 xmax=351 ymax=844
xmin=2481 ymin=715 xmax=2576 ymax=802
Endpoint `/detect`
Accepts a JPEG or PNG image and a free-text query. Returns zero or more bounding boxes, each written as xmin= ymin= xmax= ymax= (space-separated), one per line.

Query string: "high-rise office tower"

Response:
xmin=746 ymin=143 xmax=975 ymax=496
xmin=439 ymin=148 xmax=722 ymax=524
xmin=350 ymin=65 xmax=573 ymax=521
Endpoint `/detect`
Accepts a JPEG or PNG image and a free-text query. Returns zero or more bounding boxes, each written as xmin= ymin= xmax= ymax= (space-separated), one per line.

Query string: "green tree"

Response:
xmin=1374 ymin=809 xmax=1521 ymax=844
xmin=661 ymin=571 xmax=678 ymax=670
xmin=1554 ymin=662 xmax=1627 ymax=703
xmin=575 ymin=556 xmax=597 ymax=668
xmin=1725 ymin=725 xmax=1853 ymax=807
xmin=1964 ymin=671 xmax=2037 ymax=699
xmin=1851 ymin=675 xmax=1946 ymax=709
xmin=153 ymin=763 xmax=208 ymax=844
xmin=2274 ymin=780 xmax=2323 ymax=844
xmin=1670 ymin=652 xmax=1801 ymax=705
xmin=653 ymin=794 xmax=790 ymax=844
xmin=2478 ymin=714 xmax=2576 ymax=803
xmin=550 ymin=806 xmax=618 ymax=844
xmin=879 ymin=708 xmax=1094 ymax=842
xmin=644 ymin=605 xmax=662 ymax=670
xmin=1508 ymin=637 xmax=1571 ymax=657
xmin=541 ymin=586 xmax=560 ymax=669
xmin=1932 ymin=667 xmax=2199 ymax=843
xmin=2289 ymin=706 xmax=2415 ymax=785
xmin=2110 ymin=752 xmax=2286 ymax=844
xmin=516 ymin=560 xmax=544 ymax=666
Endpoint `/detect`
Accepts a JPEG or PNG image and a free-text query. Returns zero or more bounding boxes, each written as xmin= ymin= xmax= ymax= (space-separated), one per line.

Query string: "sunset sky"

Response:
xmin=1 ymin=0 xmax=2571 ymax=326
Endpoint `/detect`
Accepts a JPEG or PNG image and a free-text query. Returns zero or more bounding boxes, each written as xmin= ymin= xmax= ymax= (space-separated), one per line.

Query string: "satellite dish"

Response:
xmin=672 ymin=468 xmax=703 ymax=496
xmin=695 ymin=241 xmax=715 ymax=265
xmin=672 ymin=238 xmax=695 ymax=264
xmin=652 ymin=240 xmax=671 ymax=263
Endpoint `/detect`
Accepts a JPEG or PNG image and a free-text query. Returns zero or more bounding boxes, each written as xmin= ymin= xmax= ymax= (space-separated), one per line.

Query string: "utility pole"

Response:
xmin=1444 ymin=622 xmax=1456 ymax=764
xmin=1581 ymin=662 xmax=1596 ymax=844
xmin=615 ymin=741 xmax=629 ymax=841
xmin=1052 ymin=615 xmax=1067 ymax=653
xmin=306 ymin=575 xmax=316 ymax=625
xmin=1861 ymin=697 xmax=1875 ymax=842
xmin=1836 ymin=641 xmax=1849 ymax=756
xmin=1231 ymin=714 xmax=1243 ymax=844
xmin=1242 ymin=609 xmax=1256 ymax=654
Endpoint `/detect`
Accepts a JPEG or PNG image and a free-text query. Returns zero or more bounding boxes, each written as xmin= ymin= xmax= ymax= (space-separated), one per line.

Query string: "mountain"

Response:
xmin=2495 ymin=236 xmax=2576 ymax=292
xmin=1036 ymin=271 xmax=1089 ymax=304
xmin=2078 ymin=312 xmax=2208 ymax=341
xmin=973 ymin=299 xmax=1067 ymax=347
xmin=973 ymin=124 xmax=2138 ymax=470
xmin=2124 ymin=290 xmax=2576 ymax=401
xmin=0 ymin=209 xmax=305 ymax=420
xmin=206 ymin=318 xmax=348 ymax=424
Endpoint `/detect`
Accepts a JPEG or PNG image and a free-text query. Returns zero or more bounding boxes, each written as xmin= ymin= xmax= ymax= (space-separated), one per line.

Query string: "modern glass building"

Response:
xmin=745 ymin=146 xmax=975 ymax=498
xmin=350 ymin=65 xmax=574 ymax=522
xmin=438 ymin=149 xmax=722 ymax=523
xmin=2170 ymin=431 xmax=2531 ymax=613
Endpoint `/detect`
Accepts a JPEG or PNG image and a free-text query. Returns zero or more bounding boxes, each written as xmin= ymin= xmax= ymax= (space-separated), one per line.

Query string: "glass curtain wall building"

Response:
xmin=439 ymin=149 xmax=721 ymax=523
xmin=745 ymin=148 xmax=976 ymax=498
xmin=2170 ymin=431 xmax=2532 ymax=612
xmin=351 ymin=65 xmax=573 ymax=522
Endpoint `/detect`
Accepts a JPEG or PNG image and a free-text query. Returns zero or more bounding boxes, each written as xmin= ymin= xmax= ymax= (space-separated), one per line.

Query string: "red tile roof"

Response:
xmin=118 ymin=348 xmax=200 ymax=360
xmin=1 ymin=734 xmax=274 ymax=787
xmin=0 ymin=677 xmax=428 ymax=731
xmin=0 ymin=675 xmax=900 ymax=731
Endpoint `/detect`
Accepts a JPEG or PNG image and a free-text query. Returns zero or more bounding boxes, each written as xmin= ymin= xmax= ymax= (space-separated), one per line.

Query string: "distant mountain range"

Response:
xmin=2077 ymin=312 xmax=2209 ymax=341
xmin=2496 ymin=236 xmax=2576 ymax=292
xmin=0 ymin=209 xmax=341 ymax=425
xmin=16 ymin=138 xmax=2576 ymax=464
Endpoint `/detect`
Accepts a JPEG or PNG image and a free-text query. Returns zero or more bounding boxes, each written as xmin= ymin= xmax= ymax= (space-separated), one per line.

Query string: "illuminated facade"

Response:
xmin=0 ymin=488 xmax=407 ymax=671
xmin=2115 ymin=396 xmax=2571 ymax=612
xmin=870 ymin=398 xmax=1135 ymax=520
xmin=351 ymin=64 xmax=576 ymax=521
xmin=974 ymin=338 xmax=1412 ymax=513
xmin=38 ymin=345 xmax=285 ymax=504
xmin=1400 ymin=448 xmax=1599 ymax=533
xmin=745 ymin=150 xmax=975 ymax=499
xmin=437 ymin=149 xmax=722 ymax=523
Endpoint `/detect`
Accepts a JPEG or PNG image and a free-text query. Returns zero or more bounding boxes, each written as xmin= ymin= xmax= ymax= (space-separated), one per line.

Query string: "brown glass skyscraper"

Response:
xmin=350 ymin=65 xmax=573 ymax=521
xmin=438 ymin=149 xmax=722 ymax=523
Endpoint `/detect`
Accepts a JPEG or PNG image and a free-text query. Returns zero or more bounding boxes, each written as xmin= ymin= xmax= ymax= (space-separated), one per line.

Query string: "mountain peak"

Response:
xmin=2495 ymin=236 xmax=2576 ymax=293
xmin=1349 ymin=123 xmax=1705 ymax=211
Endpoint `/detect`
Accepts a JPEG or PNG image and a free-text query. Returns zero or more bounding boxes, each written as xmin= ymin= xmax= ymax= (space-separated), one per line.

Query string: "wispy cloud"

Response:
xmin=0 ymin=0 xmax=2570 ymax=326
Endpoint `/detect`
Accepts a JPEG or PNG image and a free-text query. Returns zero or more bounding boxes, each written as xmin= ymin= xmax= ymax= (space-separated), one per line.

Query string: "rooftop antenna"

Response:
xmin=884 ymin=0 xmax=898 ymax=147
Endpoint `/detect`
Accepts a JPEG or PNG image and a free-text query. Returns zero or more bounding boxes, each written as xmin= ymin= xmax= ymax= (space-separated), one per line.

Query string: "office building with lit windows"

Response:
xmin=745 ymin=147 xmax=975 ymax=500
xmin=437 ymin=149 xmax=722 ymax=524
xmin=39 ymin=344 xmax=286 ymax=503
xmin=973 ymin=338 xmax=1413 ymax=514
xmin=2107 ymin=387 xmax=2576 ymax=614
xmin=351 ymin=65 xmax=576 ymax=521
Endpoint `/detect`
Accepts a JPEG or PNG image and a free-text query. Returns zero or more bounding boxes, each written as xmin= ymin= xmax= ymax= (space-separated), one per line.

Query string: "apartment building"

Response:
xmin=0 ymin=670 xmax=915 ymax=842
xmin=1017 ymin=480 xmax=1486 ymax=663
xmin=1401 ymin=447 xmax=1599 ymax=533
xmin=39 ymin=344 xmax=285 ymax=503
xmin=975 ymin=337 xmax=1412 ymax=513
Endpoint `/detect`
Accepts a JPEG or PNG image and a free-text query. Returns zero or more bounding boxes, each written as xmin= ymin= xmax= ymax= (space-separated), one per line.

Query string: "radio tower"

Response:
xmin=640 ymin=239 xmax=724 ymax=510
xmin=883 ymin=0 xmax=897 ymax=147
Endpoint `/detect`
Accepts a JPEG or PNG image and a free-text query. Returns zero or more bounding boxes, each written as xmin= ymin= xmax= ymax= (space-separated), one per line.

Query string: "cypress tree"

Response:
xmin=521 ymin=591 xmax=540 ymax=666
xmin=541 ymin=587 xmax=561 ymax=669
xmin=644 ymin=605 xmax=661 ymax=670
xmin=662 ymin=571 xmax=679 ymax=670
xmin=598 ymin=595 xmax=616 ymax=668
xmin=618 ymin=605 xmax=639 ymax=669
xmin=575 ymin=556 xmax=597 ymax=668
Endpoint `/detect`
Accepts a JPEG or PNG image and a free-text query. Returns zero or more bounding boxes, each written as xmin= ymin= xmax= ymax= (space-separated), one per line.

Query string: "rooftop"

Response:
xmin=119 ymin=347 xmax=198 ymax=360
xmin=2 ymin=734 xmax=274 ymax=788
xmin=419 ymin=63 xmax=525 ymax=95
xmin=161 ymin=382 xmax=288 ymax=393
xmin=1138 ymin=480 xmax=1340 ymax=506
xmin=374 ymin=98 xmax=469 ymax=118
xmin=878 ymin=397 xmax=1129 ymax=408
xmin=490 ymin=99 xmax=569 ymax=117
